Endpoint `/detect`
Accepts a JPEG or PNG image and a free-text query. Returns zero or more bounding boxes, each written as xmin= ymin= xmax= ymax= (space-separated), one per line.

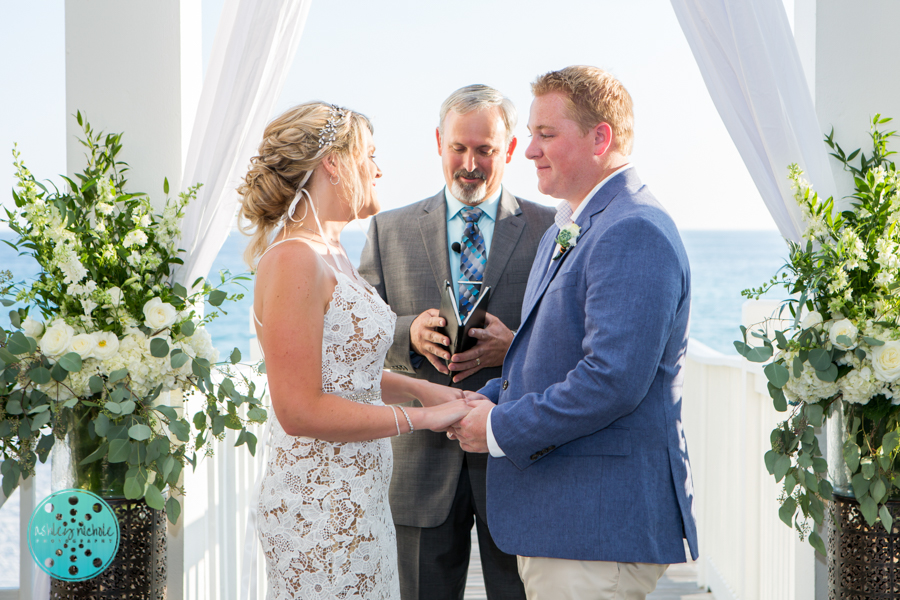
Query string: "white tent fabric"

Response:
xmin=670 ymin=0 xmax=837 ymax=241
xmin=175 ymin=0 xmax=313 ymax=287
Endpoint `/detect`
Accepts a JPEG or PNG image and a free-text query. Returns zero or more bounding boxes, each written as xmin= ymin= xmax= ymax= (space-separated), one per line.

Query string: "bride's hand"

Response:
xmin=418 ymin=381 xmax=466 ymax=407
xmin=422 ymin=398 xmax=470 ymax=432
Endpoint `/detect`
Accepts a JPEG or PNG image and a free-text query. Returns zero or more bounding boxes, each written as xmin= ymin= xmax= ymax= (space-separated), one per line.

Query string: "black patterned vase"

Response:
xmin=48 ymin=406 xmax=167 ymax=599
xmin=828 ymin=493 xmax=900 ymax=599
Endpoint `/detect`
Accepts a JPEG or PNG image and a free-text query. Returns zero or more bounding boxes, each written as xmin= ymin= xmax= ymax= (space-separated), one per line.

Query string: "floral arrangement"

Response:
xmin=737 ymin=115 xmax=900 ymax=554
xmin=0 ymin=114 xmax=266 ymax=522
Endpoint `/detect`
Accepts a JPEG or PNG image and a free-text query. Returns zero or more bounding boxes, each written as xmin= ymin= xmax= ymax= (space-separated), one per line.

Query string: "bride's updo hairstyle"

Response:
xmin=238 ymin=101 xmax=374 ymax=267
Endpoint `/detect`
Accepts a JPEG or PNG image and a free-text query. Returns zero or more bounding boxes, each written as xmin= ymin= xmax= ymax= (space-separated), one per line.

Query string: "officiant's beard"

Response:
xmin=451 ymin=169 xmax=487 ymax=205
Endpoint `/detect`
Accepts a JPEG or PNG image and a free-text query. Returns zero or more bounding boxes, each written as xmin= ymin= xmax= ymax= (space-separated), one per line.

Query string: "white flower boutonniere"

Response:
xmin=552 ymin=223 xmax=581 ymax=261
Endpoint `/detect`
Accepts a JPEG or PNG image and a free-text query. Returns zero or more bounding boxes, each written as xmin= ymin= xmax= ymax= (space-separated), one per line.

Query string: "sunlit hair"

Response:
xmin=438 ymin=84 xmax=517 ymax=144
xmin=531 ymin=66 xmax=634 ymax=155
xmin=237 ymin=101 xmax=374 ymax=267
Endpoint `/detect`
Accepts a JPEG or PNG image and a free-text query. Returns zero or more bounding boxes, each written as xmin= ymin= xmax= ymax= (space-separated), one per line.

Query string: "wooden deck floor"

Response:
xmin=462 ymin=533 xmax=713 ymax=600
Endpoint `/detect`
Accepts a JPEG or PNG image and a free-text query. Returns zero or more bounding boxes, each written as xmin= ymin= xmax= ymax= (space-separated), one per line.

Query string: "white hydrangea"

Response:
xmin=187 ymin=326 xmax=219 ymax=363
xmin=783 ymin=357 xmax=840 ymax=404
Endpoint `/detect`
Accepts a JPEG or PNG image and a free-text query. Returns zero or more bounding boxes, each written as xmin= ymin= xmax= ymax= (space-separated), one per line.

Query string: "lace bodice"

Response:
xmin=321 ymin=272 xmax=396 ymax=394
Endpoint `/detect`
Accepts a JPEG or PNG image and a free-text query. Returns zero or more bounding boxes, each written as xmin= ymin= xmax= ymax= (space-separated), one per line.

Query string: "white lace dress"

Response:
xmin=256 ymin=261 xmax=400 ymax=600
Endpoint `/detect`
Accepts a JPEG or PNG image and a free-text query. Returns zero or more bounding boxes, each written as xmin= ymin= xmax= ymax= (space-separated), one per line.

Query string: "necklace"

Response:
xmin=294 ymin=223 xmax=341 ymax=247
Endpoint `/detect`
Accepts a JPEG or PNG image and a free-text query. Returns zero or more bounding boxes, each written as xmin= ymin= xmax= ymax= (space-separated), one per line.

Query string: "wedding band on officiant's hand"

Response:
xmin=476 ymin=358 xmax=481 ymax=366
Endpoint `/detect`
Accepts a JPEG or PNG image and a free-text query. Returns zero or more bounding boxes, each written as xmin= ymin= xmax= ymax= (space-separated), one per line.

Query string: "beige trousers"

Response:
xmin=517 ymin=555 xmax=668 ymax=600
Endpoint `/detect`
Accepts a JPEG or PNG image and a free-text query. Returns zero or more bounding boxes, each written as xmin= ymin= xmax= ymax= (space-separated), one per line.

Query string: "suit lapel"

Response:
xmin=418 ymin=191 xmax=452 ymax=291
xmin=517 ymin=169 xmax=635 ymax=328
xmin=482 ymin=189 xmax=524 ymax=291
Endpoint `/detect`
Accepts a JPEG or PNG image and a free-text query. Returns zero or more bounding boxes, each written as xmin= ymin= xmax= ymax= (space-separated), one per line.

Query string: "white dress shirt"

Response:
xmin=485 ymin=165 xmax=632 ymax=458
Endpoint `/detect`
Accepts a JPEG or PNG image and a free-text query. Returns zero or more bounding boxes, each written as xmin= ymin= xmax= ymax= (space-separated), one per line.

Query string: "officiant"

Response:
xmin=359 ymin=84 xmax=554 ymax=600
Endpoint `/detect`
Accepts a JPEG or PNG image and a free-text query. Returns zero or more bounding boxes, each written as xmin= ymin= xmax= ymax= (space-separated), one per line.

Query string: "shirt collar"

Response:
xmin=445 ymin=185 xmax=502 ymax=223
xmin=554 ymin=164 xmax=633 ymax=229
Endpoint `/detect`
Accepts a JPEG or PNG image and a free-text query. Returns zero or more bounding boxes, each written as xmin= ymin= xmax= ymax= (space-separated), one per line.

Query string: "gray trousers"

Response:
xmin=394 ymin=457 xmax=526 ymax=600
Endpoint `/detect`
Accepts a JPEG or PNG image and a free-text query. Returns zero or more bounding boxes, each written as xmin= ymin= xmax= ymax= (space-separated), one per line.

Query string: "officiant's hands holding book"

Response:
xmin=447 ymin=312 xmax=514 ymax=383
xmin=410 ymin=308 xmax=453 ymax=374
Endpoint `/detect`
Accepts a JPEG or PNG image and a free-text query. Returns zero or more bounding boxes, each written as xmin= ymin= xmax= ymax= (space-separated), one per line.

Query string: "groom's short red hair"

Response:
xmin=532 ymin=66 xmax=634 ymax=155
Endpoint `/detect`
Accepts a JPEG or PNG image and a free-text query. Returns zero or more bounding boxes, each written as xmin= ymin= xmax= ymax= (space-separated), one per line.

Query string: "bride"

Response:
xmin=238 ymin=102 xmax=470 ymax=600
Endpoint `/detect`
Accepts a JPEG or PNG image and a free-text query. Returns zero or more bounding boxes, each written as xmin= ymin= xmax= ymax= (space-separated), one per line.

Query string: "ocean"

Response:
xmin=0 ymin=227 xmax=788 ymax=587
xmin=0 ymin=228 xmax=788 ymax=358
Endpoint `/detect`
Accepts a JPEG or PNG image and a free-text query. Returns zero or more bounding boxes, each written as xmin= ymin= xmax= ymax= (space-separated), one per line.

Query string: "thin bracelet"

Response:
xmin=389 ymin=406 xmax=401 ymax=436
xmin=397 ymin=405 xmax=414 ymax=434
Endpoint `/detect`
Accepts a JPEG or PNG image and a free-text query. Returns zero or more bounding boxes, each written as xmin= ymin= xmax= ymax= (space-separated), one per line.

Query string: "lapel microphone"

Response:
xmin=451 ymin=242 xmax=461 ymax=253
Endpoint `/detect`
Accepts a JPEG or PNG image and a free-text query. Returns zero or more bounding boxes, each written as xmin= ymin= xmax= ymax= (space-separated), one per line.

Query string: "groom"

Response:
xmin=452 ymin=66 xmax=699 ymax=599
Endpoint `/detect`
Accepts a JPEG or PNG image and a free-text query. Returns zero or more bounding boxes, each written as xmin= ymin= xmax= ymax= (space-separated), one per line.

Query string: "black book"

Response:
xmin=437 ymin=279 xmax=492 ymax=359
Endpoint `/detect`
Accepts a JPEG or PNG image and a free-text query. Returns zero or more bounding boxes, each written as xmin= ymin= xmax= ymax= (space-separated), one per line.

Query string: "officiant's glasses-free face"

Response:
xmin=436 ymin=108 xmax=516 ymax=206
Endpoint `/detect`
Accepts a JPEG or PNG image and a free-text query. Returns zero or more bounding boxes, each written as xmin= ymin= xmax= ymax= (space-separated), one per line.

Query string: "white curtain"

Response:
xmin=669 ymin=0 xmax=837 ymax=241
xmin=175 ymin=0 xmax=313 ymax=286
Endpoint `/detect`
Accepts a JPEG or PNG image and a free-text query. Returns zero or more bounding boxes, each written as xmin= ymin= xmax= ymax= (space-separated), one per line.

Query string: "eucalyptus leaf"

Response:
xmin=808 ymin=348 xmax=833 ymax=371
xmin=181 ymin=320 xmax=195 ymax=337
xmin=119 ymin=400 xmax=136 ymax=415
xmin=779 ymin=496 xmax=796 ymax=527
xmin=28 ymin=367 xmax=52 ymax=385
xmin=793 ymin=356 xmax=803 ymax=378
xmin=108 ymin=368 xmax=129 ymax=383
xmin=764 ymin=450 xmax=778 ymax=475
xmin=105 ymin=401 xmax=122 ymax=415
xmin=764 ymin=363 xmax=790 ymax=388
xmin=50 ymin=362 xmax=68 ymax=383
xmin=108 ymin=439 xmax=131 ymax=463
xmin=150 ymin=338 xmax=169 ymax=358
xmin=230 ymin=348 xmax=241 ymax=364
xmin=881 ymin=504 xmax=895 ymax=532
xmin=852 ymin=473 xmax=871 ymax=497
xmin=883 ymin=431 xmax=900 ymax=455
xmin=171 ymin=352 xmax=189 ymax=369
xmin=806 ymin=404 xmax=824 ymax=427
xmin=745 ymin=344 xmax=773 ymax=363
xmin=872 ymin=478 xmax=887 ymax=503
xmin=815 ymin=363 xmax=838 ymax=382
xmin=93 ymin=414 xmax=110 ymax=437
xmin=819 ymin=479 xmax=834 ymax=499
xmin=864 ymin=336 xmax=885 ymax=346
xmin=128 ymin=424 xmax=152 ymax=441
xmin=166 ymin=495 xmax=181 ymax=524
xmin=144 ymin=484 xmax=165 ymax=510
xmin=7 ymin=332 xmax=30 ymax=355
xmin=774 ymin=455 xmax=791 ymax=482
xmin=89 ymin=375 xmax=104 ymax=394
xmin=169 ymin=419 xmax=190 ymax=442
xmin=57 ymin=352 xmax=83 ymax=372
xmin=863 ymin=459 xmax=877 ymax=480
xmin=208 ymin=290 xmax=227 ymax=307
xmin=860 ymin=495 xmax=879 ymax=526
xmin=155 ymin=405 xmax=178 ymax=421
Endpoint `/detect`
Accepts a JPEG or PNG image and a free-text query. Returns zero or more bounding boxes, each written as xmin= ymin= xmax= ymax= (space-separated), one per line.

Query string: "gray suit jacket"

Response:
xmin=359 ymin=188 xmax=554 ymax=527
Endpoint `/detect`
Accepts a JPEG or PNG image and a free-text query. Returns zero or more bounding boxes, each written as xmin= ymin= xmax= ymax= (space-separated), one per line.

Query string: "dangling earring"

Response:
xmin=330 ymin=173 xmax=340 ymax=186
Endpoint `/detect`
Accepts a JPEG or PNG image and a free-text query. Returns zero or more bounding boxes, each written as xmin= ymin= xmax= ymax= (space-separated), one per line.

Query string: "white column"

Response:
xmin=65 ymin=0 xmax=201 ymax=210
xmin=795 ymin=0 xmax=900 ymax=203
xmin=64 ymin=3 xmax=201 ymax=599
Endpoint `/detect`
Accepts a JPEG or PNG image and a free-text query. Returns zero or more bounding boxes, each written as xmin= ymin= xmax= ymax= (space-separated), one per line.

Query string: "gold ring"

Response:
xmin=476 ymin=358 xmax=481 ymax=366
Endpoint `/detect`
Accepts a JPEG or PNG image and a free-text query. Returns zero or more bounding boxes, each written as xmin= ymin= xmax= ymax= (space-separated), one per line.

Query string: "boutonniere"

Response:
xmin=552 ymin=223 xmax=581 ymax=260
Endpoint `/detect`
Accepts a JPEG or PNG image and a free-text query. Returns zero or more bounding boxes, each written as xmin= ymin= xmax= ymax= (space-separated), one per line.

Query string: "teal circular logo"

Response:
xmin=28 ymin=489 xmax=120 ymax=581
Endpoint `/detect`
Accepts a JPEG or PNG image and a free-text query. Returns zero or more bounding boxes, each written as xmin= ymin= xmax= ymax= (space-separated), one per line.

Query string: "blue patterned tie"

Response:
xmin=458 ymin=207 xmax=487 ymax=319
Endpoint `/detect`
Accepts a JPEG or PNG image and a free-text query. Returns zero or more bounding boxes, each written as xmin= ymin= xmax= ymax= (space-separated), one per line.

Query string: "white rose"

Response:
xmin=93 ymin=331 xmax=120 ymax=361
xmin=68 ymin=333 xmax=95 ymax=359
xmin=22 ymin=316 xmax=44 ymax=339
xmin=107 ymin=286 xmax=123 ymax=307
xmin=830 ymin=319 xmax=859 ymax=350
xmin=800 ymin=310 xmax=824 ymax=330
xmin=143 ymin=297 xmax=178 ymax=330
xmin=871 ymin=340 xmax=900 ymax=382
xmin=40 ymin=321 xmax=74 ymax=357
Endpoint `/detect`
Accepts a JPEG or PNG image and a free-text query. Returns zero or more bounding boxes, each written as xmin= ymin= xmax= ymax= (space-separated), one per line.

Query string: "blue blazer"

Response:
xmin=480 ymin=169 xmax=698 ymax=564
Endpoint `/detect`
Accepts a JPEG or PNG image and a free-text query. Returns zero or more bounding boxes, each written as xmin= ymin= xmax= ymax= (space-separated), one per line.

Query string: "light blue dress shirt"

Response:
xmin=444 ymin=186 xmax=502 ymax=288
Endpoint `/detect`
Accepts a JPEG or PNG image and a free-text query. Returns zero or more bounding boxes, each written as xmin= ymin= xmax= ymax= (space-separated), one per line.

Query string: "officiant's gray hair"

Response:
xmin=438 ymin=84 xmax=517 ymax=144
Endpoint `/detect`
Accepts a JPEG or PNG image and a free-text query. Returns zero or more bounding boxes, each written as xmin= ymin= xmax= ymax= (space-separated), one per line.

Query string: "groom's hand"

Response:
xmin=451 ymin=397 xmax=493 ymax=453
xmin=448 ymin=313 xmax=513 ymax=383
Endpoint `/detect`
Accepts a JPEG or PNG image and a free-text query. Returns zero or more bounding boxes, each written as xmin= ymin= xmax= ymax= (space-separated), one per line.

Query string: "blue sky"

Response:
xmin=2 ymin=1 xmax=794 ymax=231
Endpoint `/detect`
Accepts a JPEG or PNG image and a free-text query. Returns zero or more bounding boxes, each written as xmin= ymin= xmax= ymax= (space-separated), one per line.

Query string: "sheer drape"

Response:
xmin=670 ymin=0 xmax=836 ymax=241
xmin=174 ymin=0 xmax=313 ymax=286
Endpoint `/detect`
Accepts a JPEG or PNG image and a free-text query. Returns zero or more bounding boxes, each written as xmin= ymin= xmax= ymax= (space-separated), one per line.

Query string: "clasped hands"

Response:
xmin=440 ymin=392 xmax=493 ymax=454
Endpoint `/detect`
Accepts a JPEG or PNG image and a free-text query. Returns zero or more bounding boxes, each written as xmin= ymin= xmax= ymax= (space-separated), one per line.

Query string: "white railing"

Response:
xmin=682 ymin=300 xmax=819 ymax=600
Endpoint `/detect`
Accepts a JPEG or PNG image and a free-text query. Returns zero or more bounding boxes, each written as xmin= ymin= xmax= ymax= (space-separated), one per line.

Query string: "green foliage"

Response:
xmin=737 ymin=116 xmax=900 ymax=555
xmin=0 ymin=115 xmax=268 ymax=524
